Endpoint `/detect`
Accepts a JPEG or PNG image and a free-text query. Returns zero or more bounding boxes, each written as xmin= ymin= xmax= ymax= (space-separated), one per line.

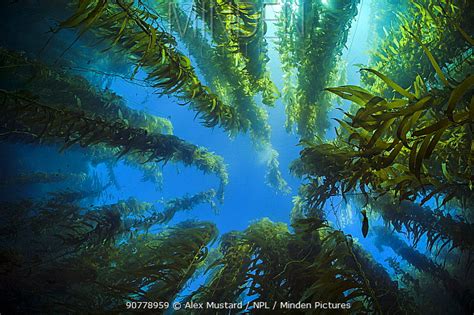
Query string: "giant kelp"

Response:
xmin=188 ymin=217 xmax=412 ymax=313
xmin=0 ymin=47 xmax=173 ymax=191
xmin=0 ymin=193 xmax=217 ymax=313
xmin=363 ymin=0 xmax=473 ymax=96
xmin=60 ymin=0 xmax=242 ymax=132
xmin=294 ymin=65 xmax=473 ymax=209
xmin=1 ymin=187 xmax=417 ymax=314
xmin=156 ymin=1 xmax=289 ymax=193
xmin=366 ymin=195 xmax=474 ymax=252
xmin=277 ymin=0 xmax=359 ymax=138
xmin=140 ymin=189 xmax=218 ymax=225
xmin=0 ymin=0 xmax=473 ymax=313
xmin=193 ymin=0 xmax=279 ymax=105
xmin=0 ymin=48 xmax=173 ymax=136
xmin=374 ymin=226 xmax=473 ymax=313
xmin=0 ymin=90 xmax=229 ymax=200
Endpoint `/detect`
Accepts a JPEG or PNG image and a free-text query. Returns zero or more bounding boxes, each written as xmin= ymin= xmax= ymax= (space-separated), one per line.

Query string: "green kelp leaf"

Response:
xmin=414 ymin=134 xmax=432 ymax=178
xmin=366 ymin=117 xmax=396 ymax=149
xmin=413 ymin=75 xmax=427 ymax=99
xmin=442 ymin=162 xmax=454 ymax=183
xmin=404 ymin=28 xmax=450 ymax=87
xmin=446 ymin=75 xmax=474 ymax=122
xmin=413 ymin=118 xmax=451 ymax=137
xmin=378 ymin=142 xmax=403 ymax=169
xmin=425 ymin=125 xmax=449 ymax=159
xmin=361 ymin=68 xmax=417 ymax=100
xmin=325 ymin=85 xmax=374 ymax=107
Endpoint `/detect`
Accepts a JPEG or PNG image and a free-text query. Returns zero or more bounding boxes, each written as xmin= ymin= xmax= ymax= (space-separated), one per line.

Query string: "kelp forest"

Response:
xmin=0 ymin=0 xmax=472 ymax=314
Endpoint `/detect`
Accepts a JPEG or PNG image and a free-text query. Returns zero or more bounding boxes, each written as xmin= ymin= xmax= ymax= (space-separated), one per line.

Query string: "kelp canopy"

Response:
xmin=0 ymin=0 xmax=473 ymax=313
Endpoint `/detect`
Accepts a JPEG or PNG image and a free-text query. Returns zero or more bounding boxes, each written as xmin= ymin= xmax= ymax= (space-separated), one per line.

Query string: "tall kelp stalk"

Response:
xmin=131 ymin=189 xmax=218 ymax=226
xmin=59 ymin=0 xmax=242 ymax=133
xmin=276 ymin=0 xmax=359 ymax=138
xmin=188 ymin=217 xmax=414 ymax=313
xmin=0 ymin=90 xmax=229 ymax=200
xmin=0 ymin=193 xmax=218 ymax=313
xmin=363 ymin=0 xmax=473 ymax=96
xmin=156 ymin=0 xmax=289 ymax=193
xmin=0 ymin=48 xmax=173 ymax=191
xmin=374 ymin=226 xmax=473 ymax=313
xmin=193 ymin=0 xmax=279 ymax=105
xmin=363 ymin=195 xmax=474 ymax=252
xmin=386 ymin=257 xmax=458 ymax=315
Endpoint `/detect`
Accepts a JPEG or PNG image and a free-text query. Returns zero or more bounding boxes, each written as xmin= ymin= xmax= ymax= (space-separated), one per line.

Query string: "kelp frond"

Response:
xmin=0 ymin=193 xmax=218 ymax=312
xmin=276 ymin=0 xmax=360 ymax=138
xmin=295 ymin=68 xmax=473 ymax=208
xmin=0 ymin=48 xmax=173 ymax=136
xmin=158 ymin=189 xmax=218 ymax=224
xmin=60 ymin=0 xmax=242 ymax=132
xmin=194 ymin=0 xmax=279 ymax=104
xmin=364 ymin=0 xmax=473 ymax=96
xmin=188 ymin=217 xmax=411 ymax=313
xmin=0 ymin=90 xmax=229 ymax=200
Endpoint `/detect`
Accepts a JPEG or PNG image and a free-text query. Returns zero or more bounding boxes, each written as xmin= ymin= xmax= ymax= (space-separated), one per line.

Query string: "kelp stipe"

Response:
xmin=59 ymin=0 xmax=242 ymax=132
xmin=152 ymin=0 xmax=289 ymax=193
xmin=374 ymin=226 xmax=473 ymax=313
xmin=0 ymin=89 xmax=229 ymax=200
xmin=277 ymin=0 xmax=360 ymax=138
xmin=0 ymin=193 xmax=218 ymax=313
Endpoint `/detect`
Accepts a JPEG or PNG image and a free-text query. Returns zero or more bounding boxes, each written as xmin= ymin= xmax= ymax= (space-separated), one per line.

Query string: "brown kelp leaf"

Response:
xmin=414 ymin=134 xmax=432 ymax=178
xmin=404 ymin=27 xmax=450 ymax=87
xmin=446 ymin=75 xmax=474 ymax=122
xmin=361 ymin=68 xmax=417 ymax=100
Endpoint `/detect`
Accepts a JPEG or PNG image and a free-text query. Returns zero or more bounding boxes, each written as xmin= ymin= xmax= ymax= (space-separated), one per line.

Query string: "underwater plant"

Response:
xmin=363 ymin=0 xmax=473 ymax=96
xmin=0 ymin=48 xmax=174 ymax=136
xmin=0 ymin=47 xmax=176 ymax=191
xmin=0 ymin=0 xmax=472 ymax=313
xmin=154 ymin=0 xmax=289 ymax=193
xmin=374 ymin=226 xmax=473 ymax=313
xmin=138 ymin=189 xmax=219 ymax=226
xmin=0 ymin=193 xmax=218 ymax=313
xmin=188 ymin=216 xmax=414 ymax=313
xmin=276 ymin=0 xmax=360 ymax=138
xmin=193 ymin=0 xmax=279 ymax=105
xmin=295 ymin=64 xmax=473 ymax=208
xmin=366 ymin=195 xmax=474 ymax=252
xmin=0 ymin=89 xmax=229 ymax=200
xmin=60 ymin=0 xmax=242 ymax=132
xmin=265 ymin=149 xmax=292 ymax=194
